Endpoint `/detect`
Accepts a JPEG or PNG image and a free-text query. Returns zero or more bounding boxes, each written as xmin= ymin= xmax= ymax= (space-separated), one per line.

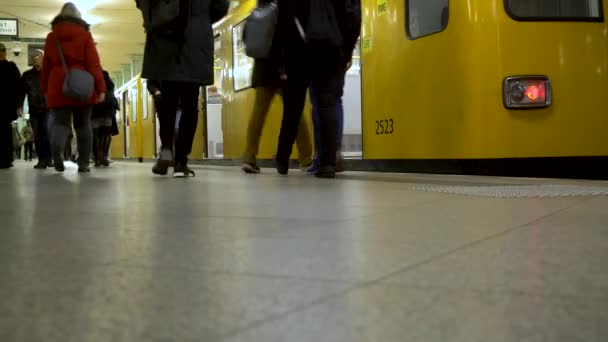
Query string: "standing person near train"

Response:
xmin=241 ymin=0 xmax=314 ymax=174
xmin=274 ymin=0 xmax=361 ymax=178
xmin=42 ymin=2 xmax=106 ymax=173
xmin=92 ymin=70 xmax=119 ymax=167
xmin=137 ymin=0 xmax=229 ymax=177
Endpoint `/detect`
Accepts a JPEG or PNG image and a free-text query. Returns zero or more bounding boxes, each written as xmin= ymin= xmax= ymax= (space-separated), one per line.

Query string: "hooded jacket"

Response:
xmin=42 ymin=15 xmax=106 ymax=108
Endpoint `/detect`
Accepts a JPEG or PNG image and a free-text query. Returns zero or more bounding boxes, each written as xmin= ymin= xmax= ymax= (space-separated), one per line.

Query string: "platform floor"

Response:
xmin=2 ymin=161 xmax=608 ymax=342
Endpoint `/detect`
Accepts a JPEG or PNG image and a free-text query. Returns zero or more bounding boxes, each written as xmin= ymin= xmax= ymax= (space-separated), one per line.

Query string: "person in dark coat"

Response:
xmin=0 ymin=43 xmax=21 ymax=169
xmin=240 ymin=0 xmax=313 ymax=174
xmin=20 ymin=49 xmax=52 ymax=169
xmin=137 ymin=0 xmax=229 ymax=177
xmin=92 ymin=70 xmax=119 ymax=167
xmin=42 ymin=2 xmax=107 ymax=173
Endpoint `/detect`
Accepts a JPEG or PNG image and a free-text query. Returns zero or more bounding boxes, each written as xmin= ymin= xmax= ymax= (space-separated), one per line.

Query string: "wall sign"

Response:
xmin=0 ymin=18 xmax=18 ymax=37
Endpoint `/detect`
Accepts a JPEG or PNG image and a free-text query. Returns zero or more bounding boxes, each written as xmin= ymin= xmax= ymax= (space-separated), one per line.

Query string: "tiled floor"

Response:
xmin=1 ymin=161 xmax=607 ymax=342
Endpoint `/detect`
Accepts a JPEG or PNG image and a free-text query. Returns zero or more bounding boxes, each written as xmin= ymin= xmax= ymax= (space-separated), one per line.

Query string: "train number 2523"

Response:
xmin=376 ymin=119 xmax=394 ymax=135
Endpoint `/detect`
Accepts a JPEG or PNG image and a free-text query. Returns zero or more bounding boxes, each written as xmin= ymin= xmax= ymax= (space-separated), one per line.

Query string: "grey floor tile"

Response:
xmin=383 ymin=199 xmax=608 ymax=297
xmin=223 ymin=284 xmax=608 ymax=342
xmin=0 ymin=265 xmax=352 ymax=342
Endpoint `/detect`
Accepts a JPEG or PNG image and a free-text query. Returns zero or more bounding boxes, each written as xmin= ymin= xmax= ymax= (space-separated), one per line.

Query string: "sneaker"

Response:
xmin=242 ymin=162 xmax=261 ymax=174
xmin=152 ymin=148 xmax=172 ymax=175
xmin=306 ymin=158 xmax=320 ymax=175
xmin=173 ymin=163 xmax=195 ymax=178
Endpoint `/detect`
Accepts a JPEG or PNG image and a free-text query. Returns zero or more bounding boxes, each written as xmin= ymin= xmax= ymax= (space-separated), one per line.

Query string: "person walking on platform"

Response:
xmin=274 ymin=0 xmax=361 ymax=178
xmin=137 ymin=0 xmax=229 ymax=177
xmin=0 ymin=43 xmax=22 ymax=169
xmin=21 ymin=121 xmax=35 ymax=162
xmin=92 ymin=70 xmax=119 ymax=167
xmin=241 ymin=0 xmax=313 ymax=174
xmin=19 ymin=49 xmax=52 ymax=169
xmin=42 ymin=2 xmax=106 ymax=173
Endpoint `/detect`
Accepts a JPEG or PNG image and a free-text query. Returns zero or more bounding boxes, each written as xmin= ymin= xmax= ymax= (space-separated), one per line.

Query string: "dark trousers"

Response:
xmin=310 ymin=72 xmax=345 ymax=156
xmin=50 ymin=107 xmax=92 ymax=167
xmin=158 ymin=81 xmax=200 ymax=164
xmin=277 ymin=44 xmax=345 ymax=170
xmin=31 ymin=112 xmax=51 ymax=163
xmin=24 ymin=141 xmax=34 ymax=161
xmin=0 ymin=122 xmax=13 ymax=167
xmin=93 ymin=127 xmax=111 ymax=162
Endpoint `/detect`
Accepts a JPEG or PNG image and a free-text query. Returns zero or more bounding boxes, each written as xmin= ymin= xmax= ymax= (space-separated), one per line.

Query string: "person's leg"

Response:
xmin=276 ymin=76 xmax=309 ymax=175
xmin=173 ymin=82 xmax=200 ymax=176
xmin=92 ymin=126 xmax=101 ymax=165
xmin=242 ymin=87 xmax=276 ymax=170
xmin=311 ymin=59 xmax=343 ymax=178
xmin=31 ymin=113 xmax=51 ymax=167
xmin=281 ymin=87 xmax=313 ymax=168
xmin=72 ymin=107 xmax=92 ymax=171
xmin=309 ymin=85 xmax=322 ymax=157
xmin=26 ymin=142 xmax=33 ymax=161
xmin=335 ymin=73 xmax=346 ymax=172
xmin=153 ymin=81 xmax=179 ymax=175
xmin=50 ymin=108 xmax=71 ymax=171
xmin=0 ymin=122 xmax=13 ymax=168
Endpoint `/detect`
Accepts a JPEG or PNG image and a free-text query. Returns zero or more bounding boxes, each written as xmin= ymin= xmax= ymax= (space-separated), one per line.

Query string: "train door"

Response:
xmin=206 ymin=36 xmax=224 ymax=159
xmin=122 ymin=92 xmax=130 ymax=158
xmin=343 ymin=41 xmax=363 ymax=158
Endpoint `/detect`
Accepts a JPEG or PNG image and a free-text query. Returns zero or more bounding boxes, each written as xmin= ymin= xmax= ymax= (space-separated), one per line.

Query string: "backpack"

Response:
xmin=137 ymin=0 xmax=190 ymax=35
xmin=243 ymin=1 xmax=278 ymax=59
xmin=306 ymin=0 xmax=361 ymax=53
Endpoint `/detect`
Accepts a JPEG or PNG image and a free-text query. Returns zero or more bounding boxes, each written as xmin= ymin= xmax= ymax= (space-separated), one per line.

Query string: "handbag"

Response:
xmin=55 ymin=37 xmax=95 ymax=102
xmin=243 ymin=1 xmax=278 ymax=59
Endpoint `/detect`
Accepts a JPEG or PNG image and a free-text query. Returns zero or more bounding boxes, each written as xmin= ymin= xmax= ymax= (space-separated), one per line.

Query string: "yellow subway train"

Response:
xmin=112 ymin=0 xmax=608 ymax=179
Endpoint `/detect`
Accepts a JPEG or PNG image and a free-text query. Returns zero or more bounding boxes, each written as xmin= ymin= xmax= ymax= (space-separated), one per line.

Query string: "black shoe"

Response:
xmin=101 ymin=159 xmax=110 ymax=167
xmin=315 ymin=166 xmax=336 ymax=179
xmin=34 ymin=161 xmax=48 ymax=169
xmin=78 ymin=166 xmax=91 ymax=173
xmin=173 ymin=163 xmax=195 ymax=178
xmin=94 ymin=161 xmax=101 ymax=168
xmin=276 ymin=162 xmax=288 ymax=175
xmin=54 ymin=156 xmax=65 ymax=172
xmin=242 ymin=162 xmax=261 ymax=174
xmin=153 ymin=149 xmax=172 ymax=176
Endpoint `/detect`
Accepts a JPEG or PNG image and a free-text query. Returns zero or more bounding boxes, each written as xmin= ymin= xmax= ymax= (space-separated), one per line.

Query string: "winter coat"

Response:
xmin=138 ymin=0 xmax=229 ymax=85
xmin=41 ymin=15 xmax=106 ymax=109
xmin=20 ymin=67 xmax=48 ymax=114
xmin=0 ymin=60 xmax=21 ymax=123
xmin=92 ymin=71 xmax=119 ymax=119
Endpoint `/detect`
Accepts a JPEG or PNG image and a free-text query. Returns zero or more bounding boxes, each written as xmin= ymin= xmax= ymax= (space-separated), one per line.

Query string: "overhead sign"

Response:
xmin=0 ymin=18 xmax=18 ymax=37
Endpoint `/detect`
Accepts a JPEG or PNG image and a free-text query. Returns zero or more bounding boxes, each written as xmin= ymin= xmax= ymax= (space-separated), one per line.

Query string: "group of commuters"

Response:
xmin=2 ymin=0 xmax=360 ymax=180
xmin=0 ymin=3 xmax=118 ymax=172
xmin=138 ymin=0 xmax=359 ymax=179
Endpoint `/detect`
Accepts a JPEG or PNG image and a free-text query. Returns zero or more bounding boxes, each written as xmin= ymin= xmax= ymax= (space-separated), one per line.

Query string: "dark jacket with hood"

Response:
xmin=92 ymin=71 xmax=119 ymax=119
xmin=0 ymin=60 xmax=21 ymax=122
xmin=42 ymin=15 xmax=106 ymax=108
xmin=137 ymin=0 xmax=229 ymax=85
xmin=20 ymin=67 xmax=48 ymax=114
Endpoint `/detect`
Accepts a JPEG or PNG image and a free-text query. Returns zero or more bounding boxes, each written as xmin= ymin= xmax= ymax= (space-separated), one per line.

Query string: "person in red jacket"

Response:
xmin=42 ymin=2 xmax=106 ymax=173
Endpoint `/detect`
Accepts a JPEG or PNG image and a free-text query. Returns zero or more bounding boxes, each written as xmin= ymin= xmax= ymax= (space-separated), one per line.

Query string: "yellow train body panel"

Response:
xmin=362 ymin=0 xmax=608 ymax=159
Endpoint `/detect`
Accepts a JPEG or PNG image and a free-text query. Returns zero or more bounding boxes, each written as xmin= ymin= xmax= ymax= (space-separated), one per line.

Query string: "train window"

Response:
xmin=506 ymin=0 xmax=604 ymax=21
xmin=232 ymin=20 xmax=253 ymax=91
xmin=407 ymin=0 xmax=449 ymax=39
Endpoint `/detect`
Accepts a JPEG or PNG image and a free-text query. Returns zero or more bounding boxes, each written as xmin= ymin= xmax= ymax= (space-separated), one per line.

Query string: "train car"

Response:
xmin=115 ymin=0 xmax=608 ymax=179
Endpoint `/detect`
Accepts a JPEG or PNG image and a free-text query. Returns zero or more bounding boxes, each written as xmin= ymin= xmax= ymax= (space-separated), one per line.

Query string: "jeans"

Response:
xmin=309 ymin=73 xmax=345 ymax=157
xmin=50 ymin=107 xmax=92 ymax=167
xmin=276 ymin=43 xmax=345 ymax=170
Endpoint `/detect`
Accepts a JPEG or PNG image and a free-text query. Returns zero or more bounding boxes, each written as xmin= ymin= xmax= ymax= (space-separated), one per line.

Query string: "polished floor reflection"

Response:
xmin=1 ymin=162 xmax=607 ymax=342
